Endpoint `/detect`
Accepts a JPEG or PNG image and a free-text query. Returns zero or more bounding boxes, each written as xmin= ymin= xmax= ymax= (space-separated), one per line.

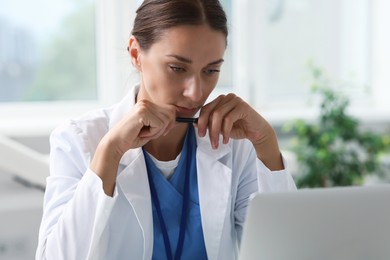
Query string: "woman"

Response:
xmin=36 ymin=0 xmax=296 ymax=259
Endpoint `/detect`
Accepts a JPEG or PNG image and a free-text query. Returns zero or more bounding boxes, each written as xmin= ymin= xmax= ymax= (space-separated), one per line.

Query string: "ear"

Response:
xmin=128 ymin=36 xmax=142 ymax=71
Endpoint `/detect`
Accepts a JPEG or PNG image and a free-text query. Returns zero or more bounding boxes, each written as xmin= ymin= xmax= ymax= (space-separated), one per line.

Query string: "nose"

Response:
xmin=183 ymin=75 xmax=203 ymax=102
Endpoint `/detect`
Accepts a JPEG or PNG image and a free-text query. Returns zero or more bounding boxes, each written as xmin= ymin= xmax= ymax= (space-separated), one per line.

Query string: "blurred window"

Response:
xmin=1 ymin=0 xmax=388 ymax=135
xmin=0 ymin=0 xmax=97 ymax=102
xmin=230 ymin=0 xmax=372 ymax=110
xmin=217 ymin=0 xmax=233 ymax=91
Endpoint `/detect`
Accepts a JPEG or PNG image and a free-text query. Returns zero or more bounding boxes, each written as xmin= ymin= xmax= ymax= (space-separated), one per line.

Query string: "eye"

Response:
xmin=203 ymin=68 xmax=220 ymax=76
xmin=169 ymin=65 xmax=186 ymax=73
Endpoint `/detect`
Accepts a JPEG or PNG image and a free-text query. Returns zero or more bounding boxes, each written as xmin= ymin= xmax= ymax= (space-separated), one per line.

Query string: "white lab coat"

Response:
xmin=36 ymin=86 xmax=296 ymax=260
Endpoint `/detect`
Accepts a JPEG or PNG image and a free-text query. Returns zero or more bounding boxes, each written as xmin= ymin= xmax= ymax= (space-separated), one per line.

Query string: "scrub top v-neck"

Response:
xmin=143 ymin=124 xmax=208 ymax=260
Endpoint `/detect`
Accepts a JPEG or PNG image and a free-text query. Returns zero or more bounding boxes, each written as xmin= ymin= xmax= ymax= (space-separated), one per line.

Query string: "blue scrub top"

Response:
xmin=143 ymin=125 xmax=208 ymax=260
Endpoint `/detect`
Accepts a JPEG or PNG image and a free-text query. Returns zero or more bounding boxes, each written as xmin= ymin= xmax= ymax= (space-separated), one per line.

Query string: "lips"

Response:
xmin=175 ymin=106 xmax=199 ymax=116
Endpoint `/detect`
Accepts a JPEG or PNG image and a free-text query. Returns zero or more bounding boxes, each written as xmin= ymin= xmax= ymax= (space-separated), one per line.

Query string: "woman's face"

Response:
xmin=133 ymin=24 xmax=226 ymax=117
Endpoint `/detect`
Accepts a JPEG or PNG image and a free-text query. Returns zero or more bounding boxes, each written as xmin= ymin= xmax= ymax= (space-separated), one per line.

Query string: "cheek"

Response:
xmin=141 ymin=63 xmax=184 ymax=96
xmin=141 ymin=62 xmax=167 ymax=86
xmin=203 ymin=77 xmax=219 ymax=94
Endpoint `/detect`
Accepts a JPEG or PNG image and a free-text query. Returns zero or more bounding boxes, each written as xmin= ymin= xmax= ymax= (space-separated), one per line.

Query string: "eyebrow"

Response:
xmin=166 ymin=54 xmax=224 ymax=66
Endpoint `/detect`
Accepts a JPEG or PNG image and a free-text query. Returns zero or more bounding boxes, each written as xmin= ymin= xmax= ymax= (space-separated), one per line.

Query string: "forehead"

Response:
xmin=146 ymin=25 xmax=226 ymax=62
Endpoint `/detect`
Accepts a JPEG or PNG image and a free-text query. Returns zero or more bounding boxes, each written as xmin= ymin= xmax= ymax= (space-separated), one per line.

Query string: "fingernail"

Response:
xmin=223 ymin=137 xmax=228 ymax=144
xmin=212 ymin=140 xmax=218 ymax=149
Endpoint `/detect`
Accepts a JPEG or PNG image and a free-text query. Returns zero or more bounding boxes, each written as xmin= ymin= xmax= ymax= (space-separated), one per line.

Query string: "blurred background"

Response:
xmin=1 ymin=0 xmax=389 ymax=259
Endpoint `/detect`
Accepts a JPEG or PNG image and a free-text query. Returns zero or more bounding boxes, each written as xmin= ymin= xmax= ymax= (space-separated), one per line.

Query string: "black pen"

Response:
xmin=176 ymin=117 xmax=199 ymax=124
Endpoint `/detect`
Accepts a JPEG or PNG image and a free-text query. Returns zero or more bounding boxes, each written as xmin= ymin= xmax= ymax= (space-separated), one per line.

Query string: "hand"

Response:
xmin=197 ymin=94 xmax=271 ymax=147
xmin=196 ymin=94 xmax=284 ymax=170
xmin=91 ymin=99 xmax=177 ymax=196
xmin=107 ymin=99 xmax=177 ymax=156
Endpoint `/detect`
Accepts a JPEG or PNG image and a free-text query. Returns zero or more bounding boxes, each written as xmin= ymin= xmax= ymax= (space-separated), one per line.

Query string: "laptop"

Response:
xmin=239 ymin=185 xmax=390 ymax=260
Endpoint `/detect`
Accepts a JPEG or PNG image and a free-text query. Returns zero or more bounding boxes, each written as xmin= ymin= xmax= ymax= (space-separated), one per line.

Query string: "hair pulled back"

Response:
xmin=132 ymin=0 xmax=228 ymax=50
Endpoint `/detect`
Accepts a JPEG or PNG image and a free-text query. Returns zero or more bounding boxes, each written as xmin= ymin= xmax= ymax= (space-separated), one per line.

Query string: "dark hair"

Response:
xmin=132 ymin=0 xmax=228 ymax=50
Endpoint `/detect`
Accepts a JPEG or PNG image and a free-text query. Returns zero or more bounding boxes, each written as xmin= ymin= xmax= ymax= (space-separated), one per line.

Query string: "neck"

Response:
xmin=143 ymin=124 xmax=189 ymax=161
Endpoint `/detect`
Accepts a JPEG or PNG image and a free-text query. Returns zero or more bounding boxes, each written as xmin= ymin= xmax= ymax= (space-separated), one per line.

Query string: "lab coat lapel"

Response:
xmin=196 ymin=135 xmax=232 ymax=260
xmin=116 ymin=148 xmax=153 ymax=260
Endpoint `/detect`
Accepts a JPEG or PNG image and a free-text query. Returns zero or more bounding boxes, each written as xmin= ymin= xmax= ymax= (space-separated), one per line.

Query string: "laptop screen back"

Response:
xmin=239 ymin=185 xmax=390 ymax=260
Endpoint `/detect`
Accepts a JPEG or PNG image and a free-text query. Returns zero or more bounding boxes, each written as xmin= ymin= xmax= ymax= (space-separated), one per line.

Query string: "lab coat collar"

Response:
xmin=108 ymin=85 xmax=138 ymax=131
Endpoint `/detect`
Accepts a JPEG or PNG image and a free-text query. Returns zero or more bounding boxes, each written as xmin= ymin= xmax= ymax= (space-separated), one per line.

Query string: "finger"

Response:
xmin=198 ymin=95 xmax=225 ymax=137
xmin=135 ymin=124 xmax=170 ymax=147
xmin=221 ymin=107 xmax=247 ymax=143
xmin=220 ymin=95 xmax=248 ymax=142
xmin=208 ymin=94 xmax=238 ymax=148
xmin=139 ymin=114 xmax=175 ymax=138
xmin=138 ymin=121 xmax=164 ymax=138
xmin=137 ymin=113 xmax=164 ymax=137
xmin=221 ymin=114 xmax=234 ymax=144
xmin=138 ymin=102 xmax=176 ymax=138
xmin=161 ymin=105 xmax=177 ymax=136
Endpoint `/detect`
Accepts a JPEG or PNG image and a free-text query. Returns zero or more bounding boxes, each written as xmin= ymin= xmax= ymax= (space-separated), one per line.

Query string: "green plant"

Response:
xmin=284 ymin=67 xmax=390 ymax=188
